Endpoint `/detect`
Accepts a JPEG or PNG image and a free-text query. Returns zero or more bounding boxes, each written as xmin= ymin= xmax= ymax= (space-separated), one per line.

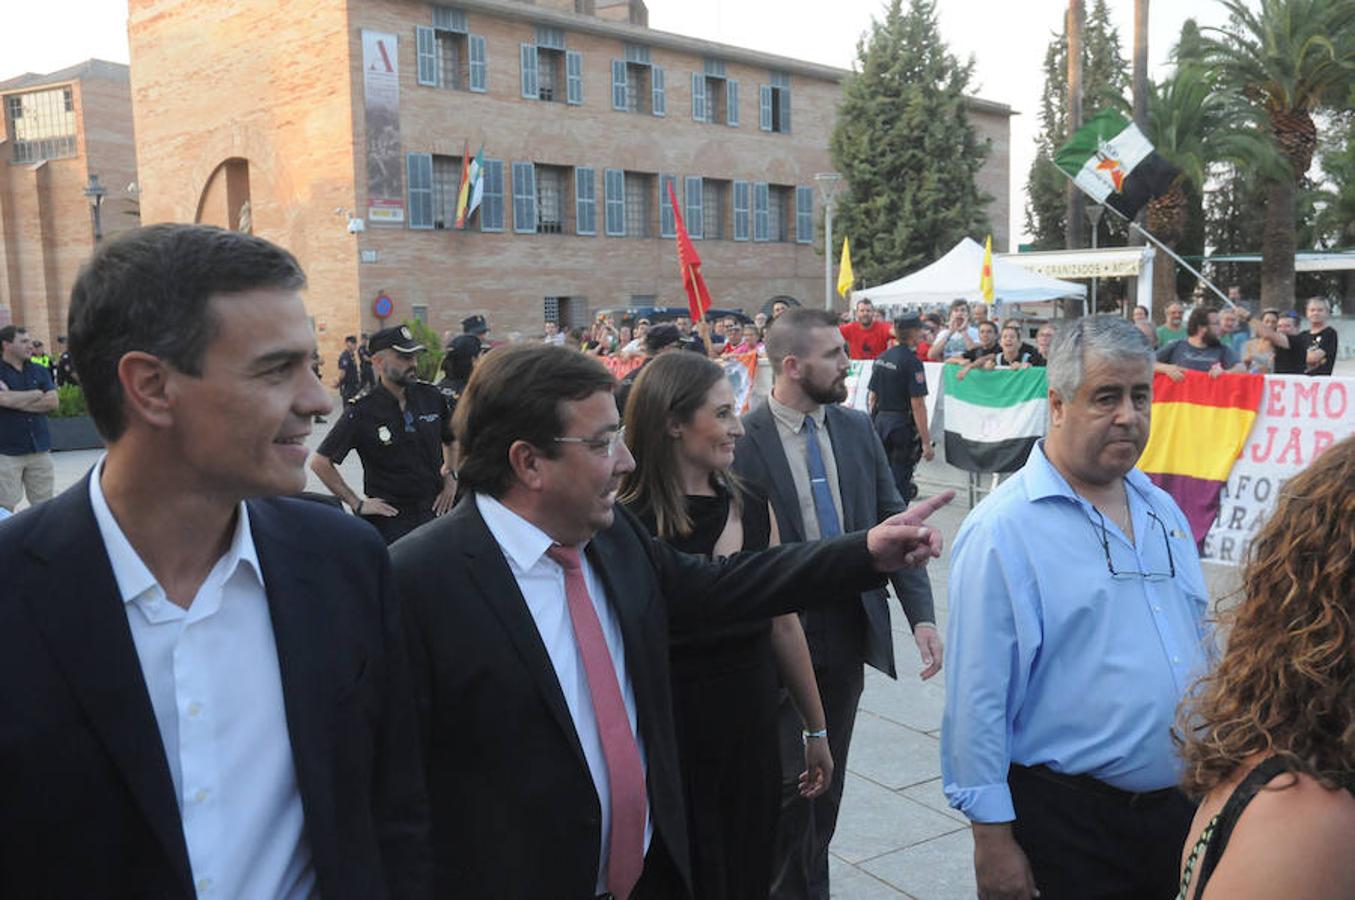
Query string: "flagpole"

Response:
xmin=1050 ymin=164 xmax=1234 ymax=309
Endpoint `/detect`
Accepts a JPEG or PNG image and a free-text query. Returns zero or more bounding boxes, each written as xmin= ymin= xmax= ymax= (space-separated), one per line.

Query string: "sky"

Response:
xmin=3 ymin=0 xmax=1234 ymax=244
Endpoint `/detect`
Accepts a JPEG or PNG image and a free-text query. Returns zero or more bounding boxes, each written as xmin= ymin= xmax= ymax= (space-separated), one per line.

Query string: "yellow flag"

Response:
xmin=837 ymin=237 xmax=855 ymax=298
xmin=980 ymin=234 xmax=995 ymax=303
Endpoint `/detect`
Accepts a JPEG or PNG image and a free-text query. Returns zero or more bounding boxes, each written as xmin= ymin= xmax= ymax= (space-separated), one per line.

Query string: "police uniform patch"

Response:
xmin=377 ymin=425 xmax=393 ymax=444
xmin=915 ymin=371 xmax=927 ymax=384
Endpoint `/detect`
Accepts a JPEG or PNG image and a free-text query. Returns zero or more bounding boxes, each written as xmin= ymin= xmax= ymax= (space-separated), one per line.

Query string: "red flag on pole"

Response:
xmin=666 ymin=180 xmax=713 ymax=321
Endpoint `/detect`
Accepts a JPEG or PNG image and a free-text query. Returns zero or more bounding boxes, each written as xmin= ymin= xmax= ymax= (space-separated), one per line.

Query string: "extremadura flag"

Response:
xmin=1055 ymin=109 xmax=1181 ymax=220
xmin=942 ymin=367 xmax=1048 ymax=474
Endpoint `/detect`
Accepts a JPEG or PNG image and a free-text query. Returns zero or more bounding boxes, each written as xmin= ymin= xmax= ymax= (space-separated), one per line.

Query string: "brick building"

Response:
xmin=0 ymin=60 xmax=139 ymax=344
xmin=128 ymin=0 xmax=1011 ymax=357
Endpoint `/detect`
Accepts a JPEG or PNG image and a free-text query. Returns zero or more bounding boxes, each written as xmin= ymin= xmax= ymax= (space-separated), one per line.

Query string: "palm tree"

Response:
xmin=1144 ymin=64 xmax=1279 ymax=311
xmin=1201 ymin=0 xmax=1355 ymax=309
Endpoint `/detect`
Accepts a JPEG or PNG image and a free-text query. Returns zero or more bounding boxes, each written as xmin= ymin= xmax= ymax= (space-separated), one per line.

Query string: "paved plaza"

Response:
xmin=42 ymin=421 xmax=1240 ymax=900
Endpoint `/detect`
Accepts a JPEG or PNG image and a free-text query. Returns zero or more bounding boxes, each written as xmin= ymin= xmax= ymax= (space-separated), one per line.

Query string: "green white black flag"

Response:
xmin=1055 ymin=109 xmax=1180 ymax=219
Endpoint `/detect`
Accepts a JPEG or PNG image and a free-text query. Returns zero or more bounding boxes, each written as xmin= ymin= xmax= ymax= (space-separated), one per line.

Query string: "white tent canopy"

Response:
xmin=854 ymin=237 xmax=1087 ymax=306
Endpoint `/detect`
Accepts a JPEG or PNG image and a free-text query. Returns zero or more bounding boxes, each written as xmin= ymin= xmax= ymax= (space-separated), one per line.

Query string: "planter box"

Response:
xmin=49 ymin=415 xmax=105 ymax=452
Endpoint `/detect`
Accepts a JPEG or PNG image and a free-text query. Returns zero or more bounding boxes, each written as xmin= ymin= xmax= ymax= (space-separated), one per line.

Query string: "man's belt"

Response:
xmin=1010 ymin=763 xmax=1180 ymax=808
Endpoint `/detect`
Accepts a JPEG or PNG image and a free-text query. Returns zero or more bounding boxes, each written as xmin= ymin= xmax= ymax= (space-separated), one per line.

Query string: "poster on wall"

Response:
xmin=362 ymin=30 xmax=404 ymax=225
xmin=1201 ymin=375 xmax=1354 ymax=565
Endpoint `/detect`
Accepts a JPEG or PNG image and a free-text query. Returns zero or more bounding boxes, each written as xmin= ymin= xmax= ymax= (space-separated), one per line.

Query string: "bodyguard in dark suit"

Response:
xmin=732 ymin=307 xmax=944 ymax=900
xmin=0 ymin=225 xmax=429 ymax=899
xmin=391 ymin=344 xmax=952 ymax=900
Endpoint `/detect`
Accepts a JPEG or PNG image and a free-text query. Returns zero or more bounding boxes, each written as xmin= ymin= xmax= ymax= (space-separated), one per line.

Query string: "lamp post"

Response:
xmin=83 ymin=174 xmax=107 ymax=243
xmin=815 ymin=172 xmax=843 ymax=311
xmin=1086 ymin=202 xmax=1104 ymax=316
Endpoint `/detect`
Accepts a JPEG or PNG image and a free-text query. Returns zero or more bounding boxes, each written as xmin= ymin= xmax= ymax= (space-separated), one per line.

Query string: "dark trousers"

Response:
xmin=769 ymin=663 xmax=864 ymax=900
xmin=361 ymin=503 xmax=435 ymax=545
xmin=875 ymin=412 xmax=921 ymax=502
xmin=1009 ymin=764 xmax=1196 ymax=900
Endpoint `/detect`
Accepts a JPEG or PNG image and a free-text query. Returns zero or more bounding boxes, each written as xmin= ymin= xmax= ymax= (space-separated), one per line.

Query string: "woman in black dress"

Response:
xmin=620 ymin=351 xmax=830 ymax=900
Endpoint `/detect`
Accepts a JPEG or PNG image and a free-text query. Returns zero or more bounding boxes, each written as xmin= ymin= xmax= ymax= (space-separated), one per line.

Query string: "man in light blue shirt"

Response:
xmin=942 ymin=315 xmax=1212 ymax=900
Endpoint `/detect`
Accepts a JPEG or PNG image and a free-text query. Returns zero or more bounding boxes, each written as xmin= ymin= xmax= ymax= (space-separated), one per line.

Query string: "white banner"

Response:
xmin=362 ymin=30 xmax=404 ymax=224
xmin=1201 ymin=375 xmax=1355 ymax=565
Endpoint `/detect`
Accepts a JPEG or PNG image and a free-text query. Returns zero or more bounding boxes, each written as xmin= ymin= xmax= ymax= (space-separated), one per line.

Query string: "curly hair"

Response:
xmin=1177 ymin=433 xmax=1355 ymax=799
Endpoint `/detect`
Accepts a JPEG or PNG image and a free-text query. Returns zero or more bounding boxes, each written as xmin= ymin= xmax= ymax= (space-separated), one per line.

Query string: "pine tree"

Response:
xmin=829 ymin=0 xmax=991 ymax=286
xmin=1024 ymin=0 xmax=1130 ymax=249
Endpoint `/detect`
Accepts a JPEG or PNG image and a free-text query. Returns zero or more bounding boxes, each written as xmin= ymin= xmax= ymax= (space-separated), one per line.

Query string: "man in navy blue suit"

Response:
xmin=0 ymin=224 xmax=430 ymax=899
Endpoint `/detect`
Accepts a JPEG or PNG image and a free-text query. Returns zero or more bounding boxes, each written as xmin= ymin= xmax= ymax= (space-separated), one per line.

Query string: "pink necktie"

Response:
xmin=546 ymin=544 xmax=647 ymax=900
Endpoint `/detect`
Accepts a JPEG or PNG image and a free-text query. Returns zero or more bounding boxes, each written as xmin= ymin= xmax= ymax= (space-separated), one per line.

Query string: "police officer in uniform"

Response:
xmin=867 ymin=314 xmax=934 ymax=501
xmin=435 ymin=333 xmax=482 ymax=419
xmin=337 ymin=334 xmax=362 ymax=403
xmin=311 ymin=324 xmax=456 ymax=544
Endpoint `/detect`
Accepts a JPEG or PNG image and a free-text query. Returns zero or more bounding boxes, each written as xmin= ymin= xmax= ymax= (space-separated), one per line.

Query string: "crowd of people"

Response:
xmin=1 ymin=223 xmax=1353 ymax=900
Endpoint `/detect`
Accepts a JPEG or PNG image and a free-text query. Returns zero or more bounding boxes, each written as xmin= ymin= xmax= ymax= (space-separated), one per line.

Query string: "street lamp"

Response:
xmin=815 ymin=172 xmax=843 ymax=311
xmin=1086 ymin=202 xmax=1104 ymax=316
xmin=83 ymin=174 xmax=107 ymax=243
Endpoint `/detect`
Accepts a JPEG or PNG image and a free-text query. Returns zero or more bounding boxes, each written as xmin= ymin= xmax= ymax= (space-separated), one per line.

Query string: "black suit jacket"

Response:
xmin=390 ymin=498 xmax=887 ymax=899
xmin=0 ymin=476 xmax=430 ymax=899
xmin=733 ymin=401 xmax=935 ymax=677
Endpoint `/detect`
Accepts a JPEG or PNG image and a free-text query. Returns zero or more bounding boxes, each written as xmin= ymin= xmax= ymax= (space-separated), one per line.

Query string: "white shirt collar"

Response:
xmin=475 ymin=492 xmax=587 ymax=571
xmin=88 ymin=457 xmax=262 ymax=604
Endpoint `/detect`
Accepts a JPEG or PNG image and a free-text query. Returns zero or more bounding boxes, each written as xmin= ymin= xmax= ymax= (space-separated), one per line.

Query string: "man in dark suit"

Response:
xmin=391 ymin=344 xmax=952 ymax=900
xmin=0 ymin=224 xmax=429 ymax=899
xmin=732 ymin=307 xmax=944 ymax=900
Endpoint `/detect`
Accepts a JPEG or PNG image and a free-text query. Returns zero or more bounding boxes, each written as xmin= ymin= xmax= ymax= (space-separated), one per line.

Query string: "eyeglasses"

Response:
xmin=553 ymin=425 xmax=627 ymax=458
xmin=1091 ymin=505 xmax=1176 ymax=581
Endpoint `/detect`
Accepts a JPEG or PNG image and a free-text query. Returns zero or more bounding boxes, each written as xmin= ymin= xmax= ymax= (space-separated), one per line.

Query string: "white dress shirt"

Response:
xmin=767 ymin=393 xmax=845 ymax=540
xmin=89 ymin=463 xmax=315 ymax=899
xmin=475 ymin=493 xmax=653 ymax=893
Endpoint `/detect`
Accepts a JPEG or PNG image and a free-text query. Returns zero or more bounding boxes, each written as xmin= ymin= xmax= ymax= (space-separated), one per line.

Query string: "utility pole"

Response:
xmin=1129 ymin=0 xmax=1149 ymax=248
xmin=1065 ymin=0 xmax=1084 ymax=250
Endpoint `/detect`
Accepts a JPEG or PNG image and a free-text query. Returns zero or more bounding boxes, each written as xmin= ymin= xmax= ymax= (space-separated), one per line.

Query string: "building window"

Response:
xmin=536 ymin=164 xmax=568 ymax=234
xmin=612 ymin=45 xmax=664 ymax=116
xmin=692 ymin=67 xmax=734 ymax=125
xmin=512 ymin=161 xmax=537 ymax=234
xmin=6 ymin=87 xmax=77 ymax=163
xmin=795 ymin=185 xmax=813 ymax=244
xmin=753 ymin=182 xmax=770 ymax=242
xmin=407 ymin=153 xmax=434 ymax=230
xmin=759 ymin=72 xmax=791 ymax=133
xmin=733 ymin=180 xmax=751 ymax=241
xmin=768 ymin=185 xmax=792 ymax=242
xmin=625 ymin=172 xmax=653 ymax=238
xmin=704 ymin=179 xmax=729 ymax=240
xmin=575 ymin=167 xmax=597 ymax=236
xmin=547 ymin=296 xmax=587 ymax=328
xmin=659 ymin=174 xmax=677 ymax=238
xmin=432 ymin=154 xmax=462 ymax=229
xmin=412 ymin=304 xmax=430 ymax=324
xmin=604 ymin=168 xmax=626 ymax=236
xmin=683 ymin=175 xmax=704 ymax=239
xmin=417 ymin=13 xmax=485 ymax=93
xmin=479 ymin=158 xmax=505 ymax=231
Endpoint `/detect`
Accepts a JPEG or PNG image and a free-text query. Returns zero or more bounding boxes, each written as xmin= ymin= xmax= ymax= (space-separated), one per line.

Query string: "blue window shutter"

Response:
xmin=753 ymin=182 xmax=769 ymax=241
xmin=406 ymin=153 xmax=433 ymax=229
xmin=690 ymin=73 xmax=707 ymax=122
xmin=759 ymin=85 xmax=772 ymax=131
xmin=778 ymin=89 xmax=792 ymax=132
xmin=566 ymin=51 xmax=583 ymax=105
xmin=611 ymin=60 xmax=627 ymax=111
xmin=658 ymin=175 xmax=676 ymax=237
xmin=795 ymin=186 xmax=813 ymax=243
xmin=575 ymin=167 xmax=596 ymax=235
xmin=520 ymin=44 xmax=539 ymax=99
xmin=416 ymin=27 xmax=437 ymax=86
xmin=726 ymin=80 xmax=739 ymax=126
xmin=733 ymin=180 xmax=750 ymax=241
xmin=604 ymin=168 xmax=626 ymax=236
xmin=651 ymin=66 xmax=666 ymax=117
xmin=479 ymin=159 xmax=504 ymax=231
xmin=684 ymin=176 xmax=703 ymax=238
xmin=512 ymin=161 xmax=537 ymax=233
xmin=469 ymin=35 xmax=487 ymax=92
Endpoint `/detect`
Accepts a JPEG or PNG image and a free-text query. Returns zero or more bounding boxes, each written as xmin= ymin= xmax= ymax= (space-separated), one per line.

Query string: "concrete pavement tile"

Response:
xmin=829 ymin=855 xmax=911 ymax=899
xmin=859 ymin=829 xmax=977 ymax=900
xmin=845 ymin=711 xmax=943 ymax=790
xmin=899 ymin=778 xmax=967 ymax=824
xmin=860 ymin=669 xmax=947 ymax=733
xmin=829 ymin=776 xmax=964 ymax=864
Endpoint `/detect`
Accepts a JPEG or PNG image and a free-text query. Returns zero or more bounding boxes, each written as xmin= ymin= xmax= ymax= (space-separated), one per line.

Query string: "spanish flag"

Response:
xmin=1138 ymin=371 xmax=1264 ymax=549
xmin=980 ymin=234 xmax=994 ymax=303
xmin=837 ymin=237 xmax=854 ymax=298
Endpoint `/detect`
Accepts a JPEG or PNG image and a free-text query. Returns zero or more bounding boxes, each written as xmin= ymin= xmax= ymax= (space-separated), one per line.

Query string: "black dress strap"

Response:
xmin=1191 ymin=756 xmax=1301 ymax=898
